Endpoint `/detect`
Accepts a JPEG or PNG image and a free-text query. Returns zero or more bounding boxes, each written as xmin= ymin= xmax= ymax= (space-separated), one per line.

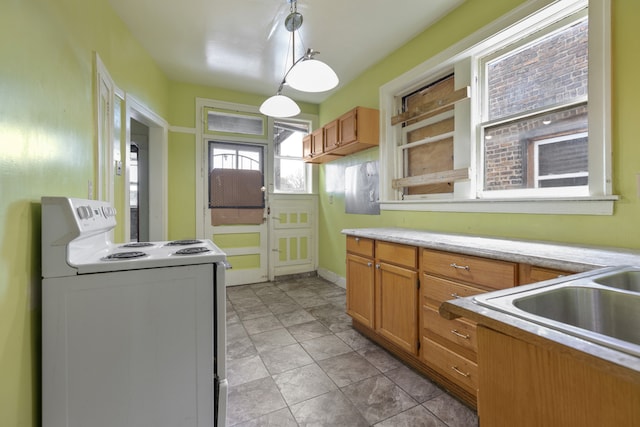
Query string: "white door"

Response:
xmin=204 ymin=141 xmax=269 ymax=286
xmin=269 ymin=195 xmax=317 ymax=278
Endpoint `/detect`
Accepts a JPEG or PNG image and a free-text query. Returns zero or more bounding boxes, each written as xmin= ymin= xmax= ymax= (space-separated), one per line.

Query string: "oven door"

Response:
xmin=43 ymin=264 xmax=215 ymax=427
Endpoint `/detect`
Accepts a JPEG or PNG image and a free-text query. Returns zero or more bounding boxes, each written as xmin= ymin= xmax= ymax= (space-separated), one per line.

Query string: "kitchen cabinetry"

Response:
xmin=323 ymin=119 xmax=339 ymax=152
xmin=518 ymin=264 xmax=570 ymax=285
xmin=346 ymin=236 xmax=375 ymax=328
xmin=344 ymin=232 xmax=598 ymax=409
xmin=302 ymin=128 xmax=342 ymax=164
xmin=420 ymin=249 xmax=517 ymax=397
xmin=477 ymin=325 xmax=640 ymax=426
xmin=331 ymin=107 xmax=379 ymax=156
xmin=375 ymin=241 xmax=418 ymax=355
xmin=303 ymin=106 xmax=379 ymax=163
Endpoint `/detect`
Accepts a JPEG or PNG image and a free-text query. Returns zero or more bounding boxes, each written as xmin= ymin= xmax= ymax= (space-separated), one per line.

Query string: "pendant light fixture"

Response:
xmin=260 ymin=0 xmax=339 ymax=118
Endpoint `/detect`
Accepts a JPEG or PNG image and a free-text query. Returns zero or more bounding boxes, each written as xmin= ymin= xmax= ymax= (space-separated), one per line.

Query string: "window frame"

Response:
xmin=533 ymin=131 xmax=589 ymax=189
xmin=477 ymin=8 xmax=590 ymax=198
xmin=379 ymin=0 xmax=614 ymax=215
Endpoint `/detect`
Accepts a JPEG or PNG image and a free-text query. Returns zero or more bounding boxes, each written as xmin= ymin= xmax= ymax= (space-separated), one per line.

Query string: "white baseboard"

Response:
xmin=317 ymin=268 xmax=346 ymax=290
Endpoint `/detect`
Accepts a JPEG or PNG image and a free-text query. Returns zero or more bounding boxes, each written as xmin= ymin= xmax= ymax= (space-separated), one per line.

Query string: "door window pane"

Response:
xmin=274 ymin=120 xmax=309 ymax=193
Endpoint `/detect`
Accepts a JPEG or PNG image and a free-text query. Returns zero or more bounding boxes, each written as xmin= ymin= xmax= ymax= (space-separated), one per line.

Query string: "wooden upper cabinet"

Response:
xmin=303 ymin=127 xmax=341 ymax=164
xmin=332 ymin=106 xmax=379 ymax=156
xmin=303 ymin=106 xmax=379 ymax=163
xmin=324 ymin=120 xmax=339 ymax=152
xmin=302 ymin=134 xmax=313 ymax=159
xmin=338 ymin=108 xmax=358 ymax=144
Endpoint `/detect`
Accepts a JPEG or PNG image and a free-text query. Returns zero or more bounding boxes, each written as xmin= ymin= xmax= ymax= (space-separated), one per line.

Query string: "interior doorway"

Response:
xmin=124 ymin=95 xmax=169 ymax=242
xmin=130 ymin=119 xmax=150 ymax=242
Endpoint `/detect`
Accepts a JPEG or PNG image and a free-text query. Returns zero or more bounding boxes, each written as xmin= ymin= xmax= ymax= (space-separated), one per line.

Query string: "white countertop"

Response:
xmin=342 ymin=227 xmax=640 ymax=272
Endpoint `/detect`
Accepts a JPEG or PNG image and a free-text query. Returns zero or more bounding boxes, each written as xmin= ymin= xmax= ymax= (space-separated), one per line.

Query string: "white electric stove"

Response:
xmin=41 ymin=196 xmax=228 ymax=427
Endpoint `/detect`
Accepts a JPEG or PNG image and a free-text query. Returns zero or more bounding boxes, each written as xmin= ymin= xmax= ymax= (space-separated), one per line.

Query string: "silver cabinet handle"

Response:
xmin=450 ymin=329 xmax=470 ymax=340
xmin=451 ymin=366 xmax=470 ymax=378
xmin=450 ymin=263 xmax=470 ymax=271
xmin=367 ymin=262 xmax=373 ymax=267
xmin=375 ymin=264 xmax=381 ymax=269
xmin=450 ymin=293 xmax=461 ymax=299
xmin=355 ymin=237 xmax=360 ymax=242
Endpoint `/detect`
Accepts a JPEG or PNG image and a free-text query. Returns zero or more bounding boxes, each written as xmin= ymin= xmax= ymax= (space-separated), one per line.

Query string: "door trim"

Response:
xmin=125 ymin=95 xmax=169 ymax=241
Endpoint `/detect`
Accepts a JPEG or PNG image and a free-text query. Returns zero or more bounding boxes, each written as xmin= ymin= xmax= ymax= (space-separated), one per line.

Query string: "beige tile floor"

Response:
xmin=225 ymin=276 xmax=479 ymax=427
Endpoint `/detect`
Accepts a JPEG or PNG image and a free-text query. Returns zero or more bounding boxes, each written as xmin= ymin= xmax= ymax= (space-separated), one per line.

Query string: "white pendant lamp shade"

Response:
xmin=259 ymin=94 xmax=301 ymax=118
xmin=260 ymin=1 xmax=338 ymax=118
xmin=286 ymin=59 xmax=339 ymax=93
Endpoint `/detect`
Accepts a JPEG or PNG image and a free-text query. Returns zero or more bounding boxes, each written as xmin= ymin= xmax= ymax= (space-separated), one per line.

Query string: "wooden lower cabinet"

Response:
xmin=346 ymin=253 xmax=375 ymax=328
xmin=518 ymin=263 xmax=571 ymax=285
xmin=345 ymin=234 xmax=581 ymax=412
xmin=477 ymin=326 xmax=640 ymax=426
xmin=422 ymin=337 xmax=478 ymax=394
xmin=375 ymin=261 xmax=419 ymax=355
xmin=420 ymin=273 xmax=485 ymax=398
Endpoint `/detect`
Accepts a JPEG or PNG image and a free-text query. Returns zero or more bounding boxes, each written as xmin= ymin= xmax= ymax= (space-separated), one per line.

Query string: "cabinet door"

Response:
xmin=375 ymin=262 xmax=419 ymax=354
xmin=346 ymin=254 xmax=375 ymax=328
xmin=302 ymin=134 xmax=313 ymax=160
xmin=324 ymin=120 xmax=339 ymax=151
xmin=311 ymin=128 xmax=323 ymax=155
xmin=338 ymin=108 xmax=357 ymax=145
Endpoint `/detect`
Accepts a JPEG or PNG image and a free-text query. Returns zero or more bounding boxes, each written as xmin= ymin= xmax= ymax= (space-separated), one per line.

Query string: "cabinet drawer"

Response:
xmin=423 ymin=306 xmax=477 ymax=354
xmin=519 ymin=264 xmax=571 ymax=285
xmin=423 ymin=337 xmax=478 ymax=395
xmin=376 ymin=241 xmax=417 ymax=269
xmin=423 ymin=249 xmax=516 ymax=289
xmin=422 ymin=274 xmax=484 ymax=307
xmin=346 ymin=236 xmax=374 ymax=257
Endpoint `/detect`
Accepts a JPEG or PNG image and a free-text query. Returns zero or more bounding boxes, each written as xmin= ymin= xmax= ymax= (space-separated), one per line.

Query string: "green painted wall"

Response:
xmin=0 ymin=0 xmax=168 ymax=425
xmin=3 ymin=0 xmax=639 ymax=425
xmin=317 ymin=0 xmax=640 ymax=278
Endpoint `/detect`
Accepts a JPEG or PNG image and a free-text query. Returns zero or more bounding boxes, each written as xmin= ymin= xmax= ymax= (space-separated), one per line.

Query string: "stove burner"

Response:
xmin=174 ymin=247 xmax=211 ymax=255
xmin=166 ymin=239 xmax=202 ymax=246
xmin=120 ymin=242 xmax=154 ymax=248
xmin=103 ymin=251 xmax=147 ymax=260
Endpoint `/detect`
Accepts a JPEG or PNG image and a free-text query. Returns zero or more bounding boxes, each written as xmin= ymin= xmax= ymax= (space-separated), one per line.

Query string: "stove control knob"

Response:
xmin=102 ymin=206 xmax=117 ymax=217
xmin=76 ymin=206 xmax=92 ymax=219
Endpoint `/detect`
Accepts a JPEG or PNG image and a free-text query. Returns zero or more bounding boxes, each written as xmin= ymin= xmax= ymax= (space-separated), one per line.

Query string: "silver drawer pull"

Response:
xmin=450 ymin=329 xmax=470 ymax=340
xmin=355 ymin=237 xmax=360 ymax=242
xmin=451 ymin=366 xmax=471 ymax=378
xmin=450 ymin=293 xmax=461 ymax=299
xmin=367 ymin=262 xmax=373 ymax=267
xmin=450 ymin=263 xmax=470 ymax=271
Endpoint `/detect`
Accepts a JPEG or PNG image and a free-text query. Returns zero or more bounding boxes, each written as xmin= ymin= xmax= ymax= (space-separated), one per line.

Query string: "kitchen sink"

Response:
xmin=513 ymin=286 xmax=640 ymax=346
xmin=472 ymin=266 xmax=640 ymax=357
xmin=593 ymin=269 xmax=640 ymax=292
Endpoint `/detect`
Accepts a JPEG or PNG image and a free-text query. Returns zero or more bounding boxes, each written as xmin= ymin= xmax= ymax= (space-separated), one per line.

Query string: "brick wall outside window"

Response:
xmin=484 ymin=20 xmax=588 ymax=191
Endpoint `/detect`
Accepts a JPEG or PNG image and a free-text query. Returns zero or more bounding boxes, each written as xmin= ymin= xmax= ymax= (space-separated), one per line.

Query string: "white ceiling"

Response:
xmin=107 ymin=0 xmax=466 ymax=104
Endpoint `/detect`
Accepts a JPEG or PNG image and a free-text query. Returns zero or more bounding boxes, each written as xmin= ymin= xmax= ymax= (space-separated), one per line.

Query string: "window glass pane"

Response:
xmin=274 ymin=120 xmax=309 ymax=193
xmin=277 ymin=132 xmax=303 ymax=157
xmin=275 ymin=158 xmax=306 ymax=192
xmin=210 ymin=143 xmax=262 ymax=171
xmin=207 ymin=110 xmax=265 ymax=136
xmin=486 ymin=19 xmax=588 ymax=121
xmin=483 ymin=104 xmax=588 ymax=191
